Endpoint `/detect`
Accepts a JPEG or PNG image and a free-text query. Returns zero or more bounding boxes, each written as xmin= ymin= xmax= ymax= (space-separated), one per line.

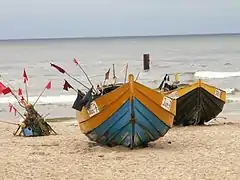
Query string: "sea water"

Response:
xmin=0 ymin=34 xmax=240 ymax=121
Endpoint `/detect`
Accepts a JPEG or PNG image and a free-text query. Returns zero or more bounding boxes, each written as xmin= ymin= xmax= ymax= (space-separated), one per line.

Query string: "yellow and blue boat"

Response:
xmin=72 ymin=74 xmax=176 ymax=148
xmin=157 ymin=74 xmax=226 ymax=126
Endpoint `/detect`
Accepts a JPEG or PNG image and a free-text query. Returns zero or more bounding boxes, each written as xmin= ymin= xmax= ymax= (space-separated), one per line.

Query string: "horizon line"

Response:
xmin=0 ymin=32 xmax=240 ymax=42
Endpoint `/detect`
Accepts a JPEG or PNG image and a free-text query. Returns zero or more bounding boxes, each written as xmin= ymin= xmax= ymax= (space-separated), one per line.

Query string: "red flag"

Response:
xmin=23 ymin=69 xmax=28 ymax=83
xmin=18 ymin=88 xmax=22 ymax=96
xmin=63 ymin=80 xmax=73 ymax=91
xmin=0 ymin=82 xmax=7 ymax=94
xmin=73 ymin=58 xmax=79 ymax=65
xmin=9 ymin=103 xmax=13 ymax=112
xmin=105 ymin=68 xmax=110 ymax=80
xmin=2 ymin=87 xmax=11 ymax=95
xmin=46 ymin=81 xmax=51 ymax=89
xmin=13 ymin=107 xmax=17 ymax=116
xmin=50 ymin=63 xmax=65 ymax=74
xmin=21 ymin=96 xmax=25 ymax=104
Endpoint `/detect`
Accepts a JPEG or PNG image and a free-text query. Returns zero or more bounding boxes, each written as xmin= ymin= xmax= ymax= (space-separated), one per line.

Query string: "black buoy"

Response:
xmin=143 ymin=54 xmax=150 ymax=70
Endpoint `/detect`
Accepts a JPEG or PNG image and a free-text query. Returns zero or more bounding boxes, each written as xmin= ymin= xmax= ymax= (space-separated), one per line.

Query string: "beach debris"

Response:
xmin=0 ymin=69 xmax=57 ymax=137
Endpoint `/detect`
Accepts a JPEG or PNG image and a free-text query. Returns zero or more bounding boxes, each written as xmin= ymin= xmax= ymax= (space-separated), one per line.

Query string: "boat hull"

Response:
xmin=74 ymin=74 xmax=176 ymax=148
xmin=163 ymin=80 xmax=226 ymax=125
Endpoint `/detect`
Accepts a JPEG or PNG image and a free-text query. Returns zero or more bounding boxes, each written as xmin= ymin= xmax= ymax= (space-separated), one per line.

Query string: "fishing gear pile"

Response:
xmin=14 ymin=103 xmax=57 ymax=136
xmin=0 ymin=69 xmax=57 ymax=137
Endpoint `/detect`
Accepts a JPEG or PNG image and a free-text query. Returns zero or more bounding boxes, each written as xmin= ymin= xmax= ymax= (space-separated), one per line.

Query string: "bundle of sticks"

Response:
xmin=0 ymin=69 xmax=57 ymax=137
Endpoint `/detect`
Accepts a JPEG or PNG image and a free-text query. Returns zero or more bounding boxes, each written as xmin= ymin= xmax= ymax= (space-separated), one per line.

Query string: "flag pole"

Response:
xmin=50 ymin=63 xmax=90 ymax=91
xmin=135 ymin=72 xmax=140 ymax=81
xmin=33 ymin=87 xmax=46 ymax=107
xmin=113 ymin=64 xmax=117 ymax=84
xmin=0 ymin=75 xmax=25 ymax=107
xmin=11 ymin=91 xmax=25 ymax=107
xmin=74 ymin=58 xmax=96 ymax=92
xmin=77 ymin=63 xmax=97 ymax=92
xmin=33 ymin=81 xmax=51 ymax=106
xmin=65 ymin=72 xmax=90 ymax=90
xmin=10 ymin=104 xmax=25 ymax=119
xmin=23 ymin=69 xmax=29 ymax=103
xmin=69 ymin=87 xmax=77 ymax=93
xmin=25 ymin=82 xmax=28 ymax=103
xmin=103 ymin=68 xmax=110 ymax=86
xmin=124 ymin=63 xmax=128 ymax=83
xmin=14 ymin=107 xmax=25 ymax=119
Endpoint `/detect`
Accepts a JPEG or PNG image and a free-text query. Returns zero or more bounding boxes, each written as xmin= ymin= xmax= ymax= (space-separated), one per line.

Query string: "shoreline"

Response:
xmin=1 ymin=111 xmax=239 ymax=124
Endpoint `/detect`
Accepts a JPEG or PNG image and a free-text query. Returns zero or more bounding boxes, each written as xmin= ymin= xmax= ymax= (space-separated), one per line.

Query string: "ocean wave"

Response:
xmin=0 ymin=95 xmax=77 ymax=105
xmin=227 ymin=96 xmax=240 ymax=103
xmin=223 ymin=88 xmax=239 ymax=95
xmin=194 ymin=71 xmax=240 ymax=79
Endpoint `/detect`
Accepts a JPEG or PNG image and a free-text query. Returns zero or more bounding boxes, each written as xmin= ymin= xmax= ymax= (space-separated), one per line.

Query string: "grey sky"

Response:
xmin=0 ymin=0 xmax=240 ymax=39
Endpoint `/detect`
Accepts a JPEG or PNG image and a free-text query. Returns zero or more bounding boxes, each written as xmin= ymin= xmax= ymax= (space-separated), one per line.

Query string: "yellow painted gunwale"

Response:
xmin=161 ymin=79 xmax=226 ymax=102
xmin=133 ymin=82 xmax=176 ymax=127
xmin=77 ymin=83 xmax=129 ymax=124
xmin=78 ymin=84 xmax=130 ymax=133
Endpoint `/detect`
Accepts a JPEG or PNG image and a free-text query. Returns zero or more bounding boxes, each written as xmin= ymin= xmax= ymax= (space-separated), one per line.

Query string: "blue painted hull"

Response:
xmin=86 ymin=98 xmax=170 ymax=148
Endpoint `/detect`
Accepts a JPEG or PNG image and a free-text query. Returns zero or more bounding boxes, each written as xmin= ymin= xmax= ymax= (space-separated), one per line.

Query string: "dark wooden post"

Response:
xmin=143 ymin=54 xmax=150 ymax=70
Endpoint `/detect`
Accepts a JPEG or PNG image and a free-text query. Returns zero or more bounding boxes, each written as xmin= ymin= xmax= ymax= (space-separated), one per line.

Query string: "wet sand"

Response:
xmin=0 ymin=120 xmax=239 ymax=180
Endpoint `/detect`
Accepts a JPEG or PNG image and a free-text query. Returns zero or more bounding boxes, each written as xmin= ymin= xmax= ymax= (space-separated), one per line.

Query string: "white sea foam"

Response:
xmin=0 ymin=95 xmax=77 ymax=105
xmin=227 ymin=96 xmax=240 ymax=103
xmin=194 ymin=71 xmax=240 ymax=79
xmin=223 ymin=88 xmax=239 ymax=94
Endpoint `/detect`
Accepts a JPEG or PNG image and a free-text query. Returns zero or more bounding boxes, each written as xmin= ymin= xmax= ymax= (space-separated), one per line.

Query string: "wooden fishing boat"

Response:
xmin=157 ymin=74 xmax=226 ymax=126
xmin=72 ymin=74 xmax=176 ymax=148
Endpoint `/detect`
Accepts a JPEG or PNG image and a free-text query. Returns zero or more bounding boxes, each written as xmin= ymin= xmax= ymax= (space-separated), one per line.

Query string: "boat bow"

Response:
xmin=74 ymin=74 xmax=176 ymax=148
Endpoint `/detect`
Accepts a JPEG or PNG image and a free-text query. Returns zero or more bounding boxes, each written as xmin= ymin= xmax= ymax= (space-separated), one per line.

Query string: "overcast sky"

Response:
xmin=0 ymin=0 xmax=240 ymax=39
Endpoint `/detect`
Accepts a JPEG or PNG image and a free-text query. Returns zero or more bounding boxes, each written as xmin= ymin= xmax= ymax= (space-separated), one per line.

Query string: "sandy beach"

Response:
xmin=0 ymin=119 xmax=239 ymax=180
